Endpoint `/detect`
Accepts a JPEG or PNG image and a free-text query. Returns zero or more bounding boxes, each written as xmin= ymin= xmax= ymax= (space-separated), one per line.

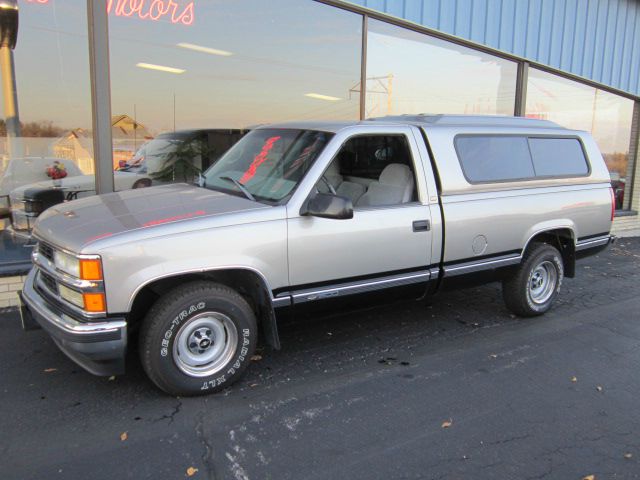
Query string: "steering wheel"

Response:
xmin=320 ymin=175 xmax=337 ymax=195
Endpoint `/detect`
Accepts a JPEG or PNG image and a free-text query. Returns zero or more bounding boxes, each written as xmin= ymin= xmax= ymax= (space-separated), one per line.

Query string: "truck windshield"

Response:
xmin=202 ymin=128 xmax=332 ymax=203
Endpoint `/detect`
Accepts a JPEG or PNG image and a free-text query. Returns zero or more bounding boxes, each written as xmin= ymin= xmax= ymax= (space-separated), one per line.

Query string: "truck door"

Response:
xmin=285 ymin=126 xmax=435 ymax=309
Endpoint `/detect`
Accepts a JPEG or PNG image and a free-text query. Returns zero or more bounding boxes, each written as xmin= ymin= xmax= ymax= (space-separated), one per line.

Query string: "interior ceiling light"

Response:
xmin=305 ymin=93 xmax=341 ymax=101
xmin=177 ymin=42 xmax=233 ymax=56
xmin=136 ymin=62 xmax=185 ymax=74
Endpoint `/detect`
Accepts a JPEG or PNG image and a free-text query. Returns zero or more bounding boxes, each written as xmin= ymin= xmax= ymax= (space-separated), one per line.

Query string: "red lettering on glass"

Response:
xmin=30 ymin=0 xmax=194 ymax=25
xmin=149 ymin=0 xmax=168 ymax=20
xmin=174 ymin=2 xmax=194 ymax=25
xmin=240 ymin=136 xmax=282 ymax=184
xmin=103 ymin=0 xmax=194 ymax=25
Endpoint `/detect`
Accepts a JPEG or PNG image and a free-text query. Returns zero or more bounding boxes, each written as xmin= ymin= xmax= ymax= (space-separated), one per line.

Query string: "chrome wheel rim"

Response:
xmin=172 ymin=312 xmax=238 ymax=378
xmin=528 ymin=260 xmax=557 ymax=304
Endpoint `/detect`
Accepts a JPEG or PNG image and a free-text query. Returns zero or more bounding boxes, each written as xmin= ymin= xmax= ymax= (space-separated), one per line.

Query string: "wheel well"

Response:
xmin=128 ymin=270 xmax=280 ymax=349
xmin=525 ymin=229 xmax=576 ymax=278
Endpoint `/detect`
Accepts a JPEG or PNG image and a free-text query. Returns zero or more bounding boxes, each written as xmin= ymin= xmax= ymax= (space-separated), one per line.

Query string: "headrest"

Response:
xmin=379 ymin=164 xmax=412 ymax=186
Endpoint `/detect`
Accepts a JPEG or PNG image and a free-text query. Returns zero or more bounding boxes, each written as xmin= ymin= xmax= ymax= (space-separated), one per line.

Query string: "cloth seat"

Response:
xmin=317 ymin=161 xmax=366 ymax=204
xmin=335 ymin=181 xmax=366 ymax=204
xmin=356 ymin=164 xmax=414 ymax=207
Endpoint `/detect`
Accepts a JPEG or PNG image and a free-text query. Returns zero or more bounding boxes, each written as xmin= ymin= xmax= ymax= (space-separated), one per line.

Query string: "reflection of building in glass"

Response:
xmin=52 ymin=129 xmax=94 ymax=174
xmin=52 ymin=115 xmax=153 ymax=174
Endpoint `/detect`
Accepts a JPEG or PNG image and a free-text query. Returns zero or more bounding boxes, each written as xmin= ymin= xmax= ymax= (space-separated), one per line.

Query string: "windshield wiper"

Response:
xmin=218 ymin=176 xmax=256 ymax=202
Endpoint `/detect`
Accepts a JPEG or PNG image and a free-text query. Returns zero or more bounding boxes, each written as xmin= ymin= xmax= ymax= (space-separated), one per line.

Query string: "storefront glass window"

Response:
xmin=107 ymin=0 xmax=363 ymax=190
xmin=0 ymin=0 xmax=93 ymax=273
xmin=525 ymin=68 xmax=635 ymax=209
xmin=366 ymin=19 xmax=518 ymax=118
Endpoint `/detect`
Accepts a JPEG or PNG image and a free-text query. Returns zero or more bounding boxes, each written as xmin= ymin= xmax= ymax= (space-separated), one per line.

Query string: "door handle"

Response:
xmin=412 ymin=220 xmax=430 ymax=232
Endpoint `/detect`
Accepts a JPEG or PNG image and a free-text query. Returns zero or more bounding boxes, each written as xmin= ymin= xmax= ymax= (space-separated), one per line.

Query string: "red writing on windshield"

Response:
xmin=143 ymin=210 xmax=205 ymax=227
xmin=240 ymin=136 xmax=281 ymax=184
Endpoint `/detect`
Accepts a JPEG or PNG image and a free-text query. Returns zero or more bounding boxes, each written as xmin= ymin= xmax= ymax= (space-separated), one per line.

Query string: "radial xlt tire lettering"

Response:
xmin=139 ymin=281 xmax=257 ymax=396
xmin=502 ymin=243 xmax=564 ymax=317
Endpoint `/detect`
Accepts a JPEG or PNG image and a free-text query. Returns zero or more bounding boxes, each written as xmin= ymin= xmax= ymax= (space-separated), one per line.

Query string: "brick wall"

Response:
xmin=0 ymin=275 xmax=25 ymax=308
xmin=612 ymin=215 xmax=640 ymax=235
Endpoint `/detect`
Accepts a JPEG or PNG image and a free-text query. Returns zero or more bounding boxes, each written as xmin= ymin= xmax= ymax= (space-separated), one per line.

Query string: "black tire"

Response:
xmin=139 ymin=281 xmax=257 ymax=396
xmin=132 ymin=178 xmax=152 ymax=189
xmin=502 ymin=243 xmax=564 ymax=317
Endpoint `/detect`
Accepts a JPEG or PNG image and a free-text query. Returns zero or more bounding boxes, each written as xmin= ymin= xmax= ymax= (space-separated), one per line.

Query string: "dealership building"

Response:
xmin=0 ymin=0 xmax=639 ymax=306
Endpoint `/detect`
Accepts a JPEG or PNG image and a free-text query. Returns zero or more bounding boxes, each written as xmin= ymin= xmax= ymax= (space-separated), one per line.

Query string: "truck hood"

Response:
xmin=33 ymin=183 xmax=270 ymax=252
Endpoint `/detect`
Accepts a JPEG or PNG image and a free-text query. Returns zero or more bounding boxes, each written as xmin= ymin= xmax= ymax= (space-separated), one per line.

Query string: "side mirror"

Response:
xmin=301 ymin=192 xmax=353 ymax=220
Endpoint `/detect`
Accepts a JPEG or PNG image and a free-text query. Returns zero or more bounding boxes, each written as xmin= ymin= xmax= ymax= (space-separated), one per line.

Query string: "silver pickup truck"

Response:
xmin=19 ymin=115 xmax=615 ymax=396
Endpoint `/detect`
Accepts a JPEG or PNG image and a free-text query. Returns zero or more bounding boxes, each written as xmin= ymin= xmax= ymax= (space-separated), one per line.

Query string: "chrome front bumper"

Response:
xmin=20 ymin=268 xmax=127 ymax=376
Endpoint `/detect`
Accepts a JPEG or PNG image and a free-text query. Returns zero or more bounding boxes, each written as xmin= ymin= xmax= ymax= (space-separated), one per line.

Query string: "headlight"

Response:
xmin=24 ymin=199 xmax=43 ymax=215
xmin=54 ymin=250 xmax=80 ymax=277
xmin=53 ymin=250 xmax=103 ymax=281
xmin=58 ymin=284 xmax=84 ymax=308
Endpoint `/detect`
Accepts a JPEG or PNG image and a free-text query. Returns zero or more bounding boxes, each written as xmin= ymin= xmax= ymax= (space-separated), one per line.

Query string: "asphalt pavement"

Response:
xmin=1 ymin=238 xmax=640 ymax=480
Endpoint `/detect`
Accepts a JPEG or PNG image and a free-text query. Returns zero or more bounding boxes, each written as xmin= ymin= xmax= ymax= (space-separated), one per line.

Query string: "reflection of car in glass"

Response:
xmin=8 ymin=129 xmax=247 ymax=233
xmin=0 ymin=157 xmax=82 ymax=197
xmin=0 ymin=157 xmax=83 ymax=231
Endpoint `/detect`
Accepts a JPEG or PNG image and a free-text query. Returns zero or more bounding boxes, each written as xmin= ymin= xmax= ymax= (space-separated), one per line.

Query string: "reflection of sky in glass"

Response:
xmin=108 ymin=0 xmax=362 ymax=134
xmin=6 ymin=0 xmax=91 ymax=129
xmin=525 ymin=68 xmax=634 ymax=155
xmin=366 ymin=19 xmax=517 ymax=117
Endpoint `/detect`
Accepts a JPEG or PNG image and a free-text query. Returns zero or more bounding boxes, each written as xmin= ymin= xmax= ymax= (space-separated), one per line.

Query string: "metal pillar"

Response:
xmin=87 ymin=0 xmax=114 ymax=194
xmin=0 ymin=0 xmax=22 ymax=159
xmin=359 ymin=15 xmax=367 ymax=120
xmin=514 ymin=61 xmax=529 ymax=117
xmin=0 ymin=45 xmax=21 ymax=158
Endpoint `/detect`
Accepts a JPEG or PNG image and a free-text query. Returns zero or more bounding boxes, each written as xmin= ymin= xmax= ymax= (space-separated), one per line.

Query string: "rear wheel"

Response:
xmin=139 ymin=281 xmax=257 ymax=396
xmin=132 ymin=178 xmax=152 ymax=189
xmin=502 ymin=243 xmax=564 ymax=317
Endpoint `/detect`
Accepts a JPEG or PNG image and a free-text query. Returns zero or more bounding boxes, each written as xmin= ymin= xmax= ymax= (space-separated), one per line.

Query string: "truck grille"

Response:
xmin=39 ymin=242 xmax=55 ymax=262
xmin=39 ymin=271 xmax=59 ymax=295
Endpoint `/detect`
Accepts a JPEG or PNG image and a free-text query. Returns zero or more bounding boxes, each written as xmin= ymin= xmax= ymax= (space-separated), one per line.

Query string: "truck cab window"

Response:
xmin=317 ymin=134 xmax=417 ymax=207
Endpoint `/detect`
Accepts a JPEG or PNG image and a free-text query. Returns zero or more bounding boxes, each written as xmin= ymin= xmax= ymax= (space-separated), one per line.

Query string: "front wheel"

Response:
xmin=139 ymin=281 xmax=257 ymax=396
xmin=502 ymin=243 xmax=564 ymax=317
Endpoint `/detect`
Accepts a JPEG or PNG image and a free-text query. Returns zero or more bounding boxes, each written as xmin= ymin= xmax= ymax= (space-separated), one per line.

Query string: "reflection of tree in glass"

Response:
xmin=151 ymin=138 xmax=213 ymax=183
xmin=603 ymin=152 xmax=628 ymax=178
xmin=0 ymin=119 xmax=64 ymax=137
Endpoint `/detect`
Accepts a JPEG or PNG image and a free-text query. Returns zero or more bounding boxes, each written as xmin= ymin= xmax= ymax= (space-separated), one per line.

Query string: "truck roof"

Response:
xmin=368 ymin=114 xmax=563 ymax=129
xmin=262 ymin=115 xmax=564 ymax=133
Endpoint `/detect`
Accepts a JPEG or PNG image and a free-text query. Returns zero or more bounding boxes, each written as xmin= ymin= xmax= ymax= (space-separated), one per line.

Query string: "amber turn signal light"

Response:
xmin=80 ymin=259 xmax=102 ymax=280
xmin=83 ymin=292 xmax=106 ymax=312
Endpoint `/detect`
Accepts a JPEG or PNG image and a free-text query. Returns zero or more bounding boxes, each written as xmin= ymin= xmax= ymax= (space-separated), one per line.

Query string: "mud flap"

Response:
xmin=18 ymin=291 xmax=41 ymax=331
